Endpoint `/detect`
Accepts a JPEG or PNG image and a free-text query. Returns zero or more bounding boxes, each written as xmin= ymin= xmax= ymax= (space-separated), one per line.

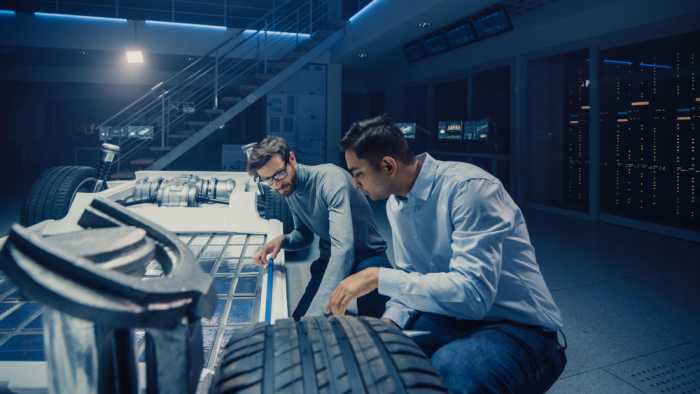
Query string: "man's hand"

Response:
xmin=382 ymin=318 xmax=400 ymax=329
xmin=325 ymin=268 xmax=380 ymax=316
xmin=253 ymin=235 xmax=285 ymax=267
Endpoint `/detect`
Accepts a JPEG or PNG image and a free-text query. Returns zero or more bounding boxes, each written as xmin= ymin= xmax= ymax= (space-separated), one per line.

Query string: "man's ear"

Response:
xmin=289 ymin=151 xmax=296 ymax=164
xmin=381 ymin=156 xmax=398 ymax=176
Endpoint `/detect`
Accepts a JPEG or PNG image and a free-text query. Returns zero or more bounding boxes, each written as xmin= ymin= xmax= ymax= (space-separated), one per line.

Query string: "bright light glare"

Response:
xmin=126 ymin=50 xmax=144 ymax=64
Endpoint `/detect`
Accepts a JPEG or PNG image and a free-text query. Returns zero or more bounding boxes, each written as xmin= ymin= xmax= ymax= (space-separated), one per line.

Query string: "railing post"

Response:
xmin=264 ymin=19 xmax=268 ymax=74
xmin=161 ymin=96 xmax=166 ymax=148
xmin=309 ymin=0 xmax=313 ymax=34
xmin=296 ymin=9 xmax=300 ymax=45
xmin=214 ymin=52 xmax=219 ymax=109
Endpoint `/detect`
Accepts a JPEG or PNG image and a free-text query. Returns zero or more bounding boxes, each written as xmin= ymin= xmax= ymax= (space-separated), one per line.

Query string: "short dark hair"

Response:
xmin=340 ymin=114 xmax=415 ymax=167
xmin=246 ymin=136 xmax=290 ymax=176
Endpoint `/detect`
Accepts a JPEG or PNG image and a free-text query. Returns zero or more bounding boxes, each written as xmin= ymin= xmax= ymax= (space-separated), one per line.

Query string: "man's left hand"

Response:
xmin=325 ymin=268 xmax=380 ymax=316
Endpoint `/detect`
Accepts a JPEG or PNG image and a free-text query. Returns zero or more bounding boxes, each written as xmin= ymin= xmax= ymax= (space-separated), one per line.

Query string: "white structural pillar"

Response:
xmin=588 ymin=45 xmax=601 ymax=219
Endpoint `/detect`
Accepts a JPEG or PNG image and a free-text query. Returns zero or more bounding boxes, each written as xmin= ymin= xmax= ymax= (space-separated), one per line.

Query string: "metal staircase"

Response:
xmin=97 ymin=0 xmax=342 ymax=177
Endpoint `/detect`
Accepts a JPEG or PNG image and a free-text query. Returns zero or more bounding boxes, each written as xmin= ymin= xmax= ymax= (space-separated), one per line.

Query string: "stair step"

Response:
xmin=129 ymin=158 xmax=156 ymax=166
xmin=253 ymin=73 xmax=273 ymax=81
xmin=269 ymin=63 xmax=292 ymax=72
xmin=168 ymin=133 xmax=194 ymax=140
xmin=149 ymin=146 xmax=173 ymax=152
xmin=289 ymin=48 xmax=308 ymax=57
xmin=186 ymin=120 xmax=208 ymax=127
xmin=221 ymin=96 xmax=243 ymax=103
xmin=205 ymin=108 xmax=225 ymax=115
xmin=239 ymin=84 xmax=257 ymax=92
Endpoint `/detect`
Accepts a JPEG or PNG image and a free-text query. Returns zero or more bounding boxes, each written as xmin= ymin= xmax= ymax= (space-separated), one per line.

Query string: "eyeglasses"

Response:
xmin=257 ymin=162 xmax=288 ymax=185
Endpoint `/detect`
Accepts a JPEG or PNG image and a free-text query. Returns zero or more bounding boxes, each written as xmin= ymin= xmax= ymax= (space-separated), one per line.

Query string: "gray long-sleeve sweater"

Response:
xmin=283 ymin=163 xmax=387 ymax=317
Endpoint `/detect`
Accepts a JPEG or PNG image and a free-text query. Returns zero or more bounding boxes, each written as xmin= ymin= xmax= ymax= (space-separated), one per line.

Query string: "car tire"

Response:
xmin=211 ymin=316 xmax=446 ymax=394
xmin=20 ymin=165 xmax=97 ymax=226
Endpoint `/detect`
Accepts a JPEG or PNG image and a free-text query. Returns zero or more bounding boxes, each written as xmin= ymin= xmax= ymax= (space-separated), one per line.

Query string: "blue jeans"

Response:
xmin=292 ymin=254 xmax=392 ymax=320
xmin=407 ymin=313 xmax=566 ymax=394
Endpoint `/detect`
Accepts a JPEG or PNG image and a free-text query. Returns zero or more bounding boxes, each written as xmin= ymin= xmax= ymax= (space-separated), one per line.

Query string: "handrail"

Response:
xmin=105 ymin=0 xmax=331 ymax=171
xmin=98 ymin=0 xmax=305 ymax=128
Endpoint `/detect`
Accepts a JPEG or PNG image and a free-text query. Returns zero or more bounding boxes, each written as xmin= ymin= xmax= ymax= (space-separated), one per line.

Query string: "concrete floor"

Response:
xmin=2 ymin=190 xmax=699 ymax=393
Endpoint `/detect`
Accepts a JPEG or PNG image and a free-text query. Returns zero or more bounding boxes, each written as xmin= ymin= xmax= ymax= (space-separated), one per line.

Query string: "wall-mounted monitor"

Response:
xmin=403 ymin=41 xmax=426 ymax=62
xmin=423 ymin=32 xmax=449 ymax=56
xmin=127 ymin=125 xmax=155 ymax=140
xmin=446 ymin=23 xmax=477 ymax=48
xmin=463 ymin=119 xmax=490 ymax=141
xmin=402 ymin=5 xmax=512 ymax=63
xmin=438 ymin=121 xmax=464 ymax=140
xmin=471 ymin=6 xmax=513 ymax=39
xmin=395 ymin=122 xmax=416 ymax=139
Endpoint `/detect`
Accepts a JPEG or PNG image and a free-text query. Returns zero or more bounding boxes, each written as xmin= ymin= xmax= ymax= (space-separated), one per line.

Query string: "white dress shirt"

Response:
xmin=379 ymin=154 xmax=563 ymax=331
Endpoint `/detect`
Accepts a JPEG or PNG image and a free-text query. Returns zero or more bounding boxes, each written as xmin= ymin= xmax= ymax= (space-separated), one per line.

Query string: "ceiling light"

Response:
xmin=418 ymin=21 xmax=431 ymax=28
xmin=126 ymin=50 xmax=144 ymax=64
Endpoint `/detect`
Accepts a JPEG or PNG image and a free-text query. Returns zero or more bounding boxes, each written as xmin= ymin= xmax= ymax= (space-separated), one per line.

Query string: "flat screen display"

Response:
xmin=472 ymin=7 xmax=512 ymax=38
xmin=403 ymin=41 xmax=426 ymax=62
xmin=395 ymin=122 xmax=416 ymax=139
xmin=438 ymin=121 xmax=464 ymax=140
xmin=446 ymin=23 xmax=477 ymax=48
xmin=463 ymin=119 xmax=490 ymax=141
xmin=423 ymin=33 xmax=449 ymax=55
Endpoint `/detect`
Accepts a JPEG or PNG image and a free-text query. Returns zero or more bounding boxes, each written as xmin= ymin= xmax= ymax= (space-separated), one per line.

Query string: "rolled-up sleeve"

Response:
xmin=378 ymin=180 xmax=515 ymax=320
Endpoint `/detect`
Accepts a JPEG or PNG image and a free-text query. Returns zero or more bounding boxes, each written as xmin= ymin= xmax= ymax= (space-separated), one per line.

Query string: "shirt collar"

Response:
xmin=406 ymin=153 xmax=436 ymax=202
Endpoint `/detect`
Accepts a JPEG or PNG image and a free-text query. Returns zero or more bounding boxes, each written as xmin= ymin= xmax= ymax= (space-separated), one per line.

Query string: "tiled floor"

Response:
xmin=524 ymin=210 xmax=700 ymax=393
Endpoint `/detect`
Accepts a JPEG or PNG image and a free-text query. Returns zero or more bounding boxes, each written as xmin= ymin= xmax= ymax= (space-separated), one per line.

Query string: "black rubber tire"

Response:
xmin=211 ymin=316 xmax=447 ymax=394
xmin=20 ymin=165 xmax=97 ymax=226
xmin=258 ymin=185 xmax=294 ymax=234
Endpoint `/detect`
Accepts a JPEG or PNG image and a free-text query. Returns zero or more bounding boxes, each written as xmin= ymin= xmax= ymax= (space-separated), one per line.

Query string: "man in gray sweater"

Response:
xmin=248 ymin=136 xmax=390 ymax=319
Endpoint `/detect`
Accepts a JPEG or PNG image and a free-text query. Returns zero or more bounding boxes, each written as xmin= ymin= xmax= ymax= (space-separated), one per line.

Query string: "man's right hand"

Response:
xmin=382 ymin=318 xmax=400 ymax=329
xmin=252 ymin=235 xmax=285 ymax=266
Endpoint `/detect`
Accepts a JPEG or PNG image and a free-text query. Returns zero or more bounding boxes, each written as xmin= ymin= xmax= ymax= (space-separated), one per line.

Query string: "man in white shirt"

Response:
xmin=326 ymin=115 xmax=567 ymax=393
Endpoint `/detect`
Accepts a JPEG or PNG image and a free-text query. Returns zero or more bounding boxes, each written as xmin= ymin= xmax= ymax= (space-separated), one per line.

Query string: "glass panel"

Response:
xmin=189 ymin=235 xmax=210 ymax=246
xmin=212 ymin=277 xmax=232 ymax=296
xmin=0 ymin=334 xmax=44 ymax=361
xmin=227 ymin=298 xmax=255 ymax=324
xmin=201 ymin=299 xmax=227 ymax=327
xmin=235 ymin=277 xmax=258 ymax=296
xmin=208 ymin=235 xmax=229 ymax=246
xmin=247 ymin=235 xmax=265 ymax=245
xmin=199 ymin=259 xmax=217 ymax=273
xmin=0 ymin=303 xmax=41 ymax=330
xmin=239 ymin=261 xmax=261 ymax=275
xmin=200 ymin=245 xmax=224 ymax=259
xmin=222 ymin=245 xmax=244 ymax=258
xmin=229 ymin=235 xmax=247 ymax=244
xmin=242 ymin=245 xmax=260 ymax=258
xmin=216 ymin=259 xmax=239 ymax=274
